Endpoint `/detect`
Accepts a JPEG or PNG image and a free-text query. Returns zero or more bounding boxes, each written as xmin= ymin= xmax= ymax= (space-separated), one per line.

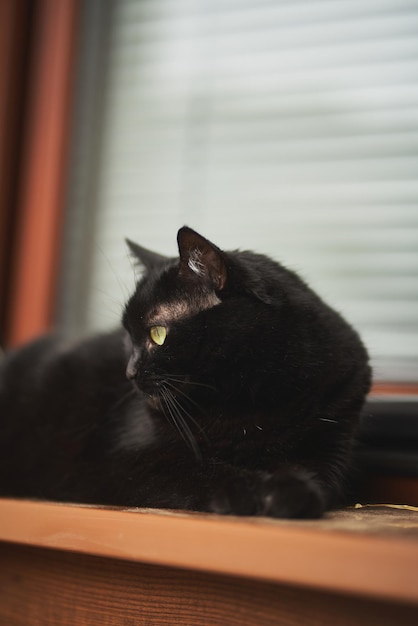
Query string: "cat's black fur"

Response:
xmin=0 ymin=227 xmax=371 ymax=518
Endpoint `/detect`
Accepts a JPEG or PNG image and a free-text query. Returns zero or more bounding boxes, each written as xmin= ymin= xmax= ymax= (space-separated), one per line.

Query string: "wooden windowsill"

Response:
xmin=1 ymin=498 xmax=418 ymax=607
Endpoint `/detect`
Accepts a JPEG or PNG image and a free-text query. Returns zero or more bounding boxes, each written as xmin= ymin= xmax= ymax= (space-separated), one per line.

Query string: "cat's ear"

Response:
xmin=177 ymin=227 xmax=227 ymax=291
xmin=126 ymin=239 xmax=168 ymax=272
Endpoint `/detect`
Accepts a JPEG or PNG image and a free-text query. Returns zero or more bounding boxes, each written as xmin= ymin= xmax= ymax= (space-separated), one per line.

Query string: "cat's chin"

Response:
xmin=145 ymin=395 xmax=161 ymax=411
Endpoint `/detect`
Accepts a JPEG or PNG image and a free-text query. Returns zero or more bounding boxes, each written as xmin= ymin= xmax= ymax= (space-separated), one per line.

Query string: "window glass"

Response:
xmin=60 ymin=0 xmax=418 ymax=382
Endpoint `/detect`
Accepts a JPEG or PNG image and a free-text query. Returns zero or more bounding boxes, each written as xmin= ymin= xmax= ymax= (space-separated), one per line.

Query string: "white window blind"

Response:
xmin=60 ymin=0 xmax=418 ymax=382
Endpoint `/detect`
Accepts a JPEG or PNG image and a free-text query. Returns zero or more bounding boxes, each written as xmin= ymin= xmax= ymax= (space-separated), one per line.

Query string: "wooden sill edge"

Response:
xmin=0 ymin=498 xmax=418 ymax=605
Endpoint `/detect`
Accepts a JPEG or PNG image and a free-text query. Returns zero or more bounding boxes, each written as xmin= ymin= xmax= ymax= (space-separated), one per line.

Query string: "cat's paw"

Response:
xmin=262 ymin=469 xmax=326 ymax=519
xmin=208 ymin=468 xmax=326 ymax=518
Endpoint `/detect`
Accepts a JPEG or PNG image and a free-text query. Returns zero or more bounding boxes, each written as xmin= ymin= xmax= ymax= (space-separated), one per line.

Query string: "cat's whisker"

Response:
xmin=159 ymin=386 xmax=202 ymax=461
xmin=158 ymin=388 xmax=183 ymax=440
xmin=160 ymin=390 xmax=182 ymax=438
xmin=163 ymin=387 xmax=197 ymax=442
xmin=164 ymin=384 xmax=209 ymax=445
xmin=86 ymin=296 xmax=124 ymax=322
xmin=97 ymin=245 xmax=132 ymax=301
xmin=165 ymin=375 xmax=216 ymax=392
xmin=163 ymin=380 xmax=209 ymax=430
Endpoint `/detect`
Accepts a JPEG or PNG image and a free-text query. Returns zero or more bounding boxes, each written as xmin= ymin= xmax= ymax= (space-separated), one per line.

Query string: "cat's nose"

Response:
xmin=126 ymin=362 xmax=137 ymax=380
xmin=126 ymin=355 xmax=139 ymax=380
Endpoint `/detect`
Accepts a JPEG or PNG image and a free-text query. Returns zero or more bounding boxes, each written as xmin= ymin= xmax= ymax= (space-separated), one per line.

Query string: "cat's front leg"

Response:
xmin=114 ymin=450 xmax=327 ymax=518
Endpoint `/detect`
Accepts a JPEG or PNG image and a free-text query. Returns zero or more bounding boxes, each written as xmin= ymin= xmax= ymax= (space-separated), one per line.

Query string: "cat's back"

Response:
xmin=0 ymin=329 xmax=128 ymax=408
xmin=0 ymin=329 xmax=131 ymax=498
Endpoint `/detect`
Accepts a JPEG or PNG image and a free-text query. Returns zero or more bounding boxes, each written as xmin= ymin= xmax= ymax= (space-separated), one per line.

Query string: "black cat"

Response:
xmin=0 ymin=227 xmax=371 ymax=518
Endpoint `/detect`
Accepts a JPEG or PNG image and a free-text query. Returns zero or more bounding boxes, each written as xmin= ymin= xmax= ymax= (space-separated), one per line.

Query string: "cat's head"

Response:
xmin=122 ymin=227 xmax=370 ymax=456
xmin=122 ymin=227 xmax=281 ymax=419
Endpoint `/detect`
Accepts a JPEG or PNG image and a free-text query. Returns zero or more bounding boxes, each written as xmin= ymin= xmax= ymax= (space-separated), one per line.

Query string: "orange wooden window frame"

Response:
xmin=4 ymin=0 xmax=79 ymax=348
xmin=0 ymin=0 xmax=30 ymax=336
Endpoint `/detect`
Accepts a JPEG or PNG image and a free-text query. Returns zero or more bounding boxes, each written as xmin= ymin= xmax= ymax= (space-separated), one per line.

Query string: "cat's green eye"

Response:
xmin=150 ymin=326 xmax=167 ymax=346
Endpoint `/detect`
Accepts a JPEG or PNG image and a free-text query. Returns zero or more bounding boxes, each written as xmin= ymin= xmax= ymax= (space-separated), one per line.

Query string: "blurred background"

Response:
xmin=1 ymin=0 xmax=418 ymax=386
